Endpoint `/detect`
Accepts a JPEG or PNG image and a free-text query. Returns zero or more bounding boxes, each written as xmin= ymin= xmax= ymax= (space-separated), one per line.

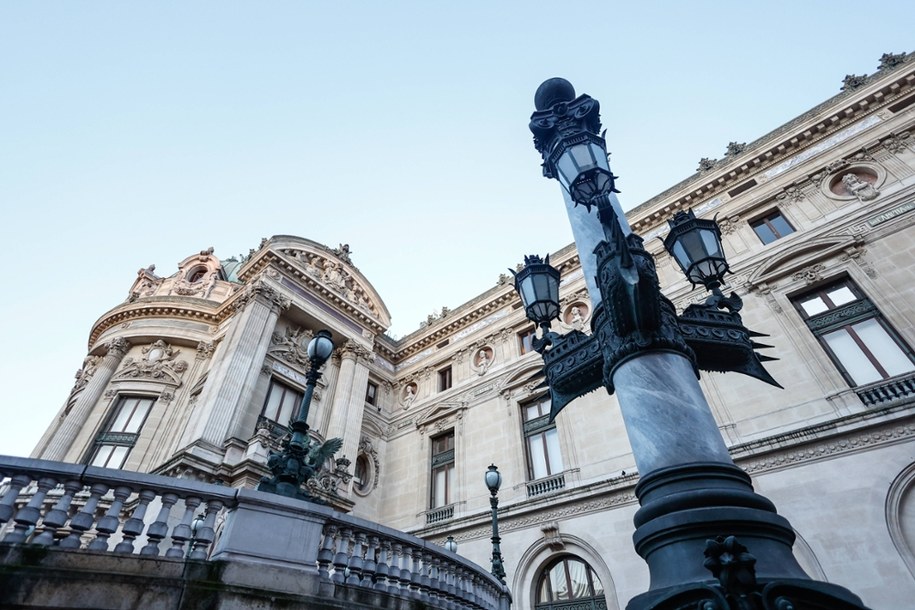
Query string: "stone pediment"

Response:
xmin=239 ymin=236 xmax=392 ymax=331
xmin=113 ymin=340 xmax=188 ymax=388
xmin=415 ymin=402 xmax=466 ymax=432
xmin=746 ymin=234 xmax=862 ymax=287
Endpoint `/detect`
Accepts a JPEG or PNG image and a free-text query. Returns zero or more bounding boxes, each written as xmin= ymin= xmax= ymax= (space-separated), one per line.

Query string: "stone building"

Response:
xmin=18 ymin=52 xmax=915 ymax=610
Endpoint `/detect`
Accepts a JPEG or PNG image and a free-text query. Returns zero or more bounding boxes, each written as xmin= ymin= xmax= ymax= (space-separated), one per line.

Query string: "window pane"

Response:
xmin=752 ymin=223 xmax=777 ymax=245
xmin=567 ymin=559 xmax=590 ymax=599
xmin=590 ymin=566 xmax=605 ymax=596
xmin=768 ymin=214 xmax=794 ymax=238
xmin=545 ymin=428 xmax=563 ymax=474
xmin=823 ymin=329 xmax=882 ymax=385
xmin=91 ymin=445 xmax=114 ymax=467
xmin=852 ymin=319 xmax=915 ymax=377
xmin=263 ymin=385 xmax=284 ymax=420
xmin=549 ymin=563 xmax=569 ymax=601
xmin=827 ymin=285 xmax=856 ymax=306
xmin=122 ymin=398 xmax=152 ymax=433
xmin=279 ymin=389 xmax=301 ymax=424
xmin=529 ymin=433 xmax=548 ymax=479
xmin=433 ymin=468 xmax=446 ymax=507
xmin=538 ymin=576 xmax=552 ymax=603
xmin=799 ymin=296 xmax=828 ymax=317
xmin=109 ymin=398 xmax=136 ymax=432
xmin=108 ymin=446 xmax=130 ymax=469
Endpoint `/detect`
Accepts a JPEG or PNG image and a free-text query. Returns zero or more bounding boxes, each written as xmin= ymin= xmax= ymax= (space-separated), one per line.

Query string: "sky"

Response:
xmin=1 ymin=2 xmax=912 ymax=458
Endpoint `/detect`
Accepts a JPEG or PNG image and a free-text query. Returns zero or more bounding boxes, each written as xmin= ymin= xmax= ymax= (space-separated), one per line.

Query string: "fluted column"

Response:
xmin=179 ymin=281 xmax=289 ymax=450
xmin=325 ymin=341 xmax=372 ymax=468
xmin=40 ymin=337 xmax=130 ymax=461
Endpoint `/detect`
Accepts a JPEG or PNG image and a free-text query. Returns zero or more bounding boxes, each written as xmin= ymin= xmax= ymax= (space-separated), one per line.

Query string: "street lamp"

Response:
xmin=258 ymin=330 xmax=343 ymax=502
xmin=484 ymin=464 xmax=506 ymax=584
xmin=520 ymin=78 xmax=867 ymax=610
xmin=443 ymin=536 xmax=458 ymax=554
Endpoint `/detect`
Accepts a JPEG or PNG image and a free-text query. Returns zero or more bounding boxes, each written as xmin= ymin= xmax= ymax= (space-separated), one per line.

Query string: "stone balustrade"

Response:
xmin=0 ymin=455 xmax=510 ymax=610
xmin=855 ymin=371 xmax=915 ymax=406
xmin=526 ymin=471 xmax=566 ymax=498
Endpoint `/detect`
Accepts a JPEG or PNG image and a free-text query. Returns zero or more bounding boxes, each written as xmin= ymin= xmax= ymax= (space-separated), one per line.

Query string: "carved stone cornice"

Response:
xmin=627 ymin=54 xmax=914 ymax=234
xmin=196 ymin=341 xmax=215 ymax=360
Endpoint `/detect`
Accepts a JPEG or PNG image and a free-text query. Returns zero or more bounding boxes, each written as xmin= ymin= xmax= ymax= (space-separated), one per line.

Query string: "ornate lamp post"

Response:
xmin=258 ymin=330 xmax=343 ymax=502
xmin=484 ymin=464 xmax=506 ymax=584
xmin=516 ymin=78 xmax=867 ymax=610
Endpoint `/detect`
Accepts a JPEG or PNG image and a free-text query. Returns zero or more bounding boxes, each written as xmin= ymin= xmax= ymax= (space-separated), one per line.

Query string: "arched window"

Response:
xmin=536 ymin=555 xmax=606 ymax=609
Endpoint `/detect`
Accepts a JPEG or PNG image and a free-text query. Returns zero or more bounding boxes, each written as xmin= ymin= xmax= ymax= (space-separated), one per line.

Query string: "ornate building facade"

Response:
xmin=27 ymin=53 xmax=915 ymax=610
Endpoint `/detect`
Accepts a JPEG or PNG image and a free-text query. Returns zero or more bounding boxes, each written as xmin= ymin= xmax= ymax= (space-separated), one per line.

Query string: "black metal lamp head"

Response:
xmin=510 ymin=254 xmax=561 ymax=330
xmin=306 ymin=330 xmax=335 ymax=367
xmin=485 ymin=464 xmax=502 ymax=494
xmin=530 ymin=78 xmax=619 ymax=210
xmin=663 ymin=209 xmax=730 ymax=291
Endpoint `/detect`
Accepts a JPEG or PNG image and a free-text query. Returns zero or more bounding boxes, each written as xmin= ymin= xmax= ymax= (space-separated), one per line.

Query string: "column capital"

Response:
xmin=105 ymin=337 xmax=130 ymax=357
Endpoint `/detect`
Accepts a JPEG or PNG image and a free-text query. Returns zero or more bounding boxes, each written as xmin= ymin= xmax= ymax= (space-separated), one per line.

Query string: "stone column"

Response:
xmin=179 ymin=282 xmax=289 ymax=453
xmin=325 ymin=341 xmax=372 ymax=470
xmin=40 ymin=337 xmax=130 ymax=462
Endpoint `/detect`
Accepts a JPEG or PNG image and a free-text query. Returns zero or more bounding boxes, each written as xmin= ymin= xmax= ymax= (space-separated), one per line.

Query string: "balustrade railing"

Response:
xmin=426 ymin=502 xmax=456 ymax=524
xmin=855 ymin=371 xmax=915 ymax=407
xmin=526 ymin=472 xmax=566 ymax=498
xmin=0 ymin=456 xmax=509 ymax=610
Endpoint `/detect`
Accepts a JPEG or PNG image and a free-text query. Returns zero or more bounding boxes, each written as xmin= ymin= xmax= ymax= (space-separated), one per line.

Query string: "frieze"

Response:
xmin=269 ymin=326 xmax=314 ymax=367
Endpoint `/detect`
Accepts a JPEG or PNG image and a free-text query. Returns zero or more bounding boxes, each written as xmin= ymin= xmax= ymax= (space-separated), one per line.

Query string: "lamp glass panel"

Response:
xmin=589 ymin=142 xmax=609 ymax=170
xmin=570 ymin=142 xmax=596 ymax=171
xmin=699 ymin=228 xmax=723 ymax=257
xmin=556 ymin=153 xmax=577 ymax=189
xmin=485 ymin=469 xmax=501 ymax=491
xmin=670 ymin=241 xmax=690 ymax=272
xmin=519 ymin=275 xmax=537 ymax=309
xmin=679 ymin=230 xmax=707 ymax=261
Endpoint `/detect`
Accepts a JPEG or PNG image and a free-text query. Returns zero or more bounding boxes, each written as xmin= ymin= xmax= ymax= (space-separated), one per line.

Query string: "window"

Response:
xmin=430 ymin=432 xmax=455 ymax=508
xmin=794 ymin=279 xmax=915 ymax=386
xmin=519 ymin=327 xmax=537 ymax=354
xmin=536 ymin=556 xmax=606 ymax=608
xmin=365 ymin=381 xmax=378 ymax=406
xmin=262 ymin=379 xmax=303 ymax=426
xmin=88 ymin=395 xmax=155 ymax=469
xmin=438 ymin=366 xmax=452 ymax=392
xmin=353 ymin=454 xmax=373 ymax=495
xmin=750 ymin=211 xmax=795 ymax=244
xmin=523 ymin=397 xmax=563 ymax=480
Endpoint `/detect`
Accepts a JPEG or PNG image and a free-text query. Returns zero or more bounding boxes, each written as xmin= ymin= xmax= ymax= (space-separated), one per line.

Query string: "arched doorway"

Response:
xmin=535 ymin=555 xmax=608 ymax=610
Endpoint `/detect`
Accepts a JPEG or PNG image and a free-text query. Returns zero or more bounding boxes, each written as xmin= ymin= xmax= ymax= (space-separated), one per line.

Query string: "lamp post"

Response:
xmin=484 ymin=464 xmax=506 ymax=584
xmin=258 ymin=330 xmax=343 ymax=502
xmin=518 ymin=78 xmax=867 ymax=610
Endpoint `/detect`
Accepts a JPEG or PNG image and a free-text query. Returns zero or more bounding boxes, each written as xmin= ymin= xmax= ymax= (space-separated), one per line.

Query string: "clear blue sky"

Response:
xmin=1 ymin=2 xmax=912 ymax=457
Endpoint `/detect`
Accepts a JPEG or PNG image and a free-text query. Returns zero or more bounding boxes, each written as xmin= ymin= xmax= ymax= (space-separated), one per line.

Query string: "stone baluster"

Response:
xmin=361 ymin=535 xmax=379 ymax=587
xmin=373 ymin=539 xmax=390 ymax=591
xmin=428 ymin=554 xmax=442 ymax=606
xmin=33 ymin=479 xmax=84 ymax=546
xmin=472 ymin=574 xmax=483 ymax=609
xmin=394 ymin=542 xmax=411 ymax=594
xmin=140 ymin=492 xmax=178 ymax=555
xmin=457 ymin=568 xmax=472 ymax=609
xmin=114 ymin=489 xmax=156 ymax=553
xmin=165 ymin=496 xmax=201 ymax=558
xmin=87 ymin=485 xmax=132 ymax=551
xmin=345 ymin=531 xmax=365 ymax=585
xmin=332 ymin=527 xmax=352 ymax=584
xmin=410 ymin=547 xmax=424 ymax=600
xmin=0 ymin=474 xmax=33 ymax=526
xmin=317 ymin=524 xmax=337 ymax=579
xmin=419 ymin=550 xmax=433 ymax=603
xmin=443 ymin=561 xmax=457 ymax=610
xmin=60 ymin=483 xmax=108 ymax=549
xmin=189 ymin=498 xmax=223 ymax=559
xmin=43 ymin=338 xmax=129 ymax=461
xmin=4 ymin=477 xmax=57 ymax=544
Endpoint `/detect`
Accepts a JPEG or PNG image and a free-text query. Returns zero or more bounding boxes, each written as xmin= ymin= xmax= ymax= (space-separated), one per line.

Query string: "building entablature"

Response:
xmin=627 ymin=53 xmax=914 ymax=237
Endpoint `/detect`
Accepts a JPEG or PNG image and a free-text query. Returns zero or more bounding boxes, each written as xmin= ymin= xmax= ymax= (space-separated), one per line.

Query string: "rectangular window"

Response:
xmin=522 ymin=396 xmax=563 ymax=480
xmin=262 ymin=379 xmax=303 ymax=426
xmin=88 ymin=395 xmax=155 ymax=469
xmin=365 ymin=381 xmax=378 ymax=406
xmin=438 ymin=366 xmax=452 ymax=392
xmin=519 ymin=328 xmax=537 ymax=355
xmin=430 ymin=431 xmax=455 ymax=508
xmin=750 ymin=211 xmax=795 ymax=244
xmin=793 ymin=279 xmax=915 ymax=386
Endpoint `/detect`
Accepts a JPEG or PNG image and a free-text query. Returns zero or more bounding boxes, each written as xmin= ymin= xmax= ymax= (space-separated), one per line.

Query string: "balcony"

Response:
xmin=526 ymin=472 xmax=566 ymax=498
xmin=425 ymin=503 xmax=456 ymax=525
xmin=0 ymin=456 xmax=510 ymax=610
xmin=855 ymin=371 xmax=915 ymax=407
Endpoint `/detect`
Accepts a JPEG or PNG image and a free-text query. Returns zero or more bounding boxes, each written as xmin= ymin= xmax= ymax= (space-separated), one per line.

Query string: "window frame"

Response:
xmin=518 ymin=327 xmax=537 ymax=355
xmin=365 ymin=381 xmax=378 ymax=406
xmin=87 ymin=394 xmax=156 ymax=469
xmin=536 ymin=555 xmax=606 ymax=605
xmin=522 ymin=396 xmax=563 ymax=480
xmin=438 ymin=366 xmax=453 ymax=392
xmin=750 ymin=210 xmax=795 ymax=244
xmin=792 ymin=278 xmax=915 ymax=387
xmin=430 ymin=431 xmax=455 ymax=508
xmin=261 ymin=378 xmax=304 ymax=426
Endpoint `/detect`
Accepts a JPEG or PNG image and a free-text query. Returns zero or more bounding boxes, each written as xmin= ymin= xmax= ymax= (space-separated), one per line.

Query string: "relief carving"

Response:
xmin=792 ymin=264 xmax=826 ymax=285
xmin=115 ymin=339 xmax=188 ymax=386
